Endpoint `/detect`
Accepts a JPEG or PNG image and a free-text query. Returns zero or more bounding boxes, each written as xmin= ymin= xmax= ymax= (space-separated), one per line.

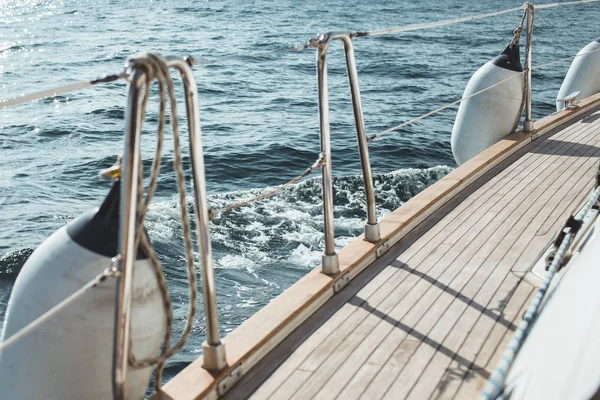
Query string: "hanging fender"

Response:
xmin=0 ymin=180 xmax=165 ymax=400
xmin=451 ymin=43 xmax=524 ymax=165
xmin=556 ymin=39 xmax=600 ymax=111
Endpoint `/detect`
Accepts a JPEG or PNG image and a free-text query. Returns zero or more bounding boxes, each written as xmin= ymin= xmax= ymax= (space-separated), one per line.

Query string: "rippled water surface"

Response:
xmin=1 ymin=0 xmax=599 ymax=385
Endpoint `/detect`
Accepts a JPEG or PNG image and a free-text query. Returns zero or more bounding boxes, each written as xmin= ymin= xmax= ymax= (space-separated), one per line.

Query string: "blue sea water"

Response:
xmin=0 ymin=0 xmax=599 ymax=387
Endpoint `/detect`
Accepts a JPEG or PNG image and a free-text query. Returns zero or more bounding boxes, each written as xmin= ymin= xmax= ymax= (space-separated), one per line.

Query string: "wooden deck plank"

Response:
xmin=403 ymin=148 xmax=598 ymax=397
xmin=357 ymin=131 xmax=595 ymax=398
xmin=247 ymin=266 xmax=399 ymax=399
xmin=380 ymin=128 xmax=600 ymax=399
xmin=510 ymin=152 xmax=600 ymax=273
xmin=355 ymin=212 xmax=509 ymax=400
xmin=249 ymin=265 xmax=400 ymax=399
xmin=399 ymin=118 xmax=595 ymax=267
xmin=289 ymin=121 xmax=600 ymax=400
xmin=514 ymin=176 xmax=596 ymax=274
xmin=267 ymin=370 xmax=312 ymax=400
xmin=238 ymin=107 xmax=600 ymax=400
xmin=288 ymin=242 xmax=455 ymax=399
xmin=451 ymin=289 xmax=536 ymax=399
xmin=402 ymin=274 xmax=531 ymax=400
xmin=431 ymin=278 xmax=535 ymax=400
xmin=371 ymin=162 xmax=567 ymax=398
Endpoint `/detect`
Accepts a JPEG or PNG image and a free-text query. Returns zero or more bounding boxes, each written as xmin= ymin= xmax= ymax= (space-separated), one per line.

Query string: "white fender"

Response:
xmin=0 ymin=182 xmax=165 ymax=400
xmin=451 ymin=44 xmax=524 ymax=165
xmin=556 ymin=39 xmax=600 ymax=111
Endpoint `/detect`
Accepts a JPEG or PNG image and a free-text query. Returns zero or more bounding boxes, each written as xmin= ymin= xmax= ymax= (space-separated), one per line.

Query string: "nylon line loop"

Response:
xmin=121 ymin=53 xmax=199 ymax=392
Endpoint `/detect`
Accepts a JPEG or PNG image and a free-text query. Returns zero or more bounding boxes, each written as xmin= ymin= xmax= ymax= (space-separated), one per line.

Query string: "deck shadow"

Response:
xmin=222 ymin=111 xmax=597 ymax=399
xmin=528 ymin=140 xmax=600 ymax=157
xmin=582 ymin=113 xmax=600 ymax=124
xmin=388 ymin=259 xmax=517 ymax=331
xmin=347 ymin=295 xmax=491 ymax=380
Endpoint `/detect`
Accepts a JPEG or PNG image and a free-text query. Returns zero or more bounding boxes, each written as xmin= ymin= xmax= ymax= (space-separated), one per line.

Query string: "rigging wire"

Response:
xmin=347 ymin=0 xmax=600 ymax=39
xmin=353 ymin=6 xmax=525 ymax=38
xmin=0 ymin=73 xmax=126 ymax=109
xmin=3 ymin=1 xmax=599 ymax=107
xmin=209 ymin=153 xmax=325 ymax=219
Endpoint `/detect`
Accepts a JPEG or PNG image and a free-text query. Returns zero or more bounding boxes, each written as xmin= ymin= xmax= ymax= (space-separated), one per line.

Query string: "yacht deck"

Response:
xmin=157 ymin=95 xmax=600 ymax=400
xmin=236 ymin=105 xmax=600 ymax=399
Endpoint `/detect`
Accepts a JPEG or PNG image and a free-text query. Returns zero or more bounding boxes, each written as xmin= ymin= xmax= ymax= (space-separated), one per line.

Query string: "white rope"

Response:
xmin=2 ymin=1 xmax=598 ymax=109
xmin=531 ymin=46 xmax=600 ymax=70
xmin=355 ymin=0 xmax=600 ymax=38
xmin=0 ymin=259 xmax=119 ymax=354
xmin=535 ymin=0 xmax=600 ymax=10
xmin=0 ymin=73 xmax=126 ymax=109
xmin=367 ymin=72 xmax=524 ymax=141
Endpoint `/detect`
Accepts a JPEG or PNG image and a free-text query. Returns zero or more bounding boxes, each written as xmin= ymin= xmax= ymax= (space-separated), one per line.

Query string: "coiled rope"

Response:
xmin=480 ymin=184 xmax=600 ymax=399
xmin=121 ymin=53 xmax=199 ymax=391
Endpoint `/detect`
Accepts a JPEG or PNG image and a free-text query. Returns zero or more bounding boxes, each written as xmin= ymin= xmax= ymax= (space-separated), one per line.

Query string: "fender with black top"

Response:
xmin=0 ymin=180 xmax=165 ymax=400
xmin=451 ymin=43 xmax=524 ymax=165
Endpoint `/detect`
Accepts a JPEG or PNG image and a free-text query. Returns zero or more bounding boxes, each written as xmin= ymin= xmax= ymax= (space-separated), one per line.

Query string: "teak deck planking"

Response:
xmin=246 ymin=109 xmax=600 ymax=399
xmin=156 ymin=95 xmax=600 ymax=400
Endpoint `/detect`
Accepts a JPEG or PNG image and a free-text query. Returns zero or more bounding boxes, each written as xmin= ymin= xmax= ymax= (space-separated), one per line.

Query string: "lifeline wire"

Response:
xmin=0 ymin=73 xmax=126 ymax=109
xmin=480 ymin=185 xmax=600 ymax=399
xmin=211 ymin=153 xmax=325 ymax=218
xmin=141 ymin=0 xmax=600 ymax=212
xmin=184 ymin=42 xmax=310 ymax=66
xmin=367 ymin=45 xmax=600 ymax=142
xmin=2 ymin=1 xmax=598 ymax=107
xmin=350 ymin=0 xmax=600 ymax=38
xmin=0 ymin=257 xmax=120 ymax=354
xmin=354 ymin=5 xmax=524 ymax=37
xmin=206 ymin=43 xmax=600 ymax=212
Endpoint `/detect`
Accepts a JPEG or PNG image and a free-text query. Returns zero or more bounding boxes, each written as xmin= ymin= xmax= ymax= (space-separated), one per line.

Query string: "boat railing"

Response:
xmin=1 ymin=1 xmax=600 ymax=399
xmin=308 ymin=31 xmax=381 ymax=275
xmin=523 ymin=3 xmax=534 ymax=132
xmin=113 ymin=56 xmax=226 ymax=399
xmin=305 ymin=3 xmax=536 ymax=277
